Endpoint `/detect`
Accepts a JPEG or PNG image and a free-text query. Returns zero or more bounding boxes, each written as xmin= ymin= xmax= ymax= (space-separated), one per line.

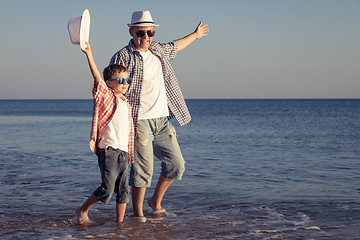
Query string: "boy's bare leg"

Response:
xmin=148 ymin=175 xmax=174 ymax=212
xmin=116 ymin=203 xmax=127 ymax=223
xmin=132 ymin=186 xmax=146 ymax=217
xmin=76 ymin=193 xmax=98 ymax=224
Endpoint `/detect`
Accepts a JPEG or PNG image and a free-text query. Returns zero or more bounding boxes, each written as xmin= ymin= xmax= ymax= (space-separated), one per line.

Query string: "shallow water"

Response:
xmin=1 ymin=99 xmax=359 ymax=239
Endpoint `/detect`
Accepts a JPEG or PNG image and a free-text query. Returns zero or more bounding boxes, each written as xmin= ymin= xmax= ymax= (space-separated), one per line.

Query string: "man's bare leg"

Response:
xmin=148 ymin=175 xmax=174 ymax=212
xmin=132 ymin=186 xmax=146 ymax=217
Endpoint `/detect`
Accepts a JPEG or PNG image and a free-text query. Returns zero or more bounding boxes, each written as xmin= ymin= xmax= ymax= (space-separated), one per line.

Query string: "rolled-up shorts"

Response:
xmin=130 ymin=117 xmax=185 ymax=188
xmin=94 ymin=147 xmax=129 ymax=204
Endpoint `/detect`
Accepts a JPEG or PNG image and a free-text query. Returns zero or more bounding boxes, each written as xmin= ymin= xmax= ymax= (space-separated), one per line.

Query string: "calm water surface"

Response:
xmin=0 ymin=99 xmax=359 ymax=239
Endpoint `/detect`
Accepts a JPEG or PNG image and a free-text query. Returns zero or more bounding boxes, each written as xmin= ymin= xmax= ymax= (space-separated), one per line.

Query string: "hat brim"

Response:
xmin=127 ymin=23 xmax=159 ymax=27
xmin=79 ymin=9 xmax=90 ymax=50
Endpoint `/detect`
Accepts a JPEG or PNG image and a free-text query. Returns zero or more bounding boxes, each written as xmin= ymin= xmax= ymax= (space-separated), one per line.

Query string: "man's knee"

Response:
xmin=161 ymin=158 xmax=185 ymax=180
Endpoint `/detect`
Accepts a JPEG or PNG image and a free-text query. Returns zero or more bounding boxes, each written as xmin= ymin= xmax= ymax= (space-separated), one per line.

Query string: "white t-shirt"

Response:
xmin=138 ymin=51 xmax=169 ymax=120
xmin=98 ymin=98 xmax=129 ymax=152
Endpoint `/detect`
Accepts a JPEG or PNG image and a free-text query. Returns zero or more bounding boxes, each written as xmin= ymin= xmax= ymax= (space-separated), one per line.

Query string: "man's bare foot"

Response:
xmin=147 ymin=199 xmax=166 ymax=214
xmin=75 ymin=207 xmax=91 ymax=224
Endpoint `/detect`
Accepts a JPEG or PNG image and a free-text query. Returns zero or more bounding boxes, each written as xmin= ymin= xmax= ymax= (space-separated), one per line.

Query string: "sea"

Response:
xmin=0 ymin=99 xmax=359 ymax=240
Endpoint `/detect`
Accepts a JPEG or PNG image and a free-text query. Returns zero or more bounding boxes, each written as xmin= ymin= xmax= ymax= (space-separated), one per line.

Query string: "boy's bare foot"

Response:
xmin=75 ymin=207 xmax=91 ymax=224
xmin=147 ymin=199 xmax=166 ymax=214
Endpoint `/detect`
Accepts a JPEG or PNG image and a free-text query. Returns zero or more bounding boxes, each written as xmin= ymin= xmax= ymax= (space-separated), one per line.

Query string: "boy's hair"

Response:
xmin=103 ymin=64 xmax=128 ymax=80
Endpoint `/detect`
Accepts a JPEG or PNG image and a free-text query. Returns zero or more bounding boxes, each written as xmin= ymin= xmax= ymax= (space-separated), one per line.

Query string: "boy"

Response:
xmin=75 ymin=42 xmax=134 ymax=224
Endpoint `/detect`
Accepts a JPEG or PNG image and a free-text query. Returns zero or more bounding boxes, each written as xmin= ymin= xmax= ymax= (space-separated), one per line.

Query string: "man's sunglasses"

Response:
xmin=136 ymin=30 xmax=156 ymax=38
xmin=106 ymin=77 xmax=133 ymax=85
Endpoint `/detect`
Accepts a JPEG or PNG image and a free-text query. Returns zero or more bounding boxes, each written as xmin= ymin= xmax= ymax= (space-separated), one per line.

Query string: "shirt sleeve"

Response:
xmin=93 ymin=79 xmax=111 ymax=100
xmin=150 ymin=41 xmax=178 ymax=61
xmin=109 ymin=47 xmax=129 ymax=66
xmin=168 ymin=41 xmax=178 ymax=60
xmin=162 ymin=42 xmax=178 ymax=61
xmin=109 ymin=53 xmax=118 ymax=65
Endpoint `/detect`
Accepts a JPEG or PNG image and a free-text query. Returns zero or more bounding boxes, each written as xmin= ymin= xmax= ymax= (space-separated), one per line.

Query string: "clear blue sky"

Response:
xmin=1 ymin=0 xmax=359 ymax=99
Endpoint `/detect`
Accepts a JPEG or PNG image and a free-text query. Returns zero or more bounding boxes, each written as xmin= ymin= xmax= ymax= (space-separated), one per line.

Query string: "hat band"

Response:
xmin=132 ymin=21 xmax=155 ymax=25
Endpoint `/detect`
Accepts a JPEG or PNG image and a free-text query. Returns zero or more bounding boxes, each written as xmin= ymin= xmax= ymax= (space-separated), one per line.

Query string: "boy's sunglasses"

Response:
xmin=106 ymin=77 xmax=133 ymax=85
xmin=136 ymin=30 xmax=155 ymax=38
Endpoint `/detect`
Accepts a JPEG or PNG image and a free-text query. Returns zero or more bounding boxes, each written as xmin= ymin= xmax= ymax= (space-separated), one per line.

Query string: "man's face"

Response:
xmin=129 ymin=26 xmax=156 ymax=52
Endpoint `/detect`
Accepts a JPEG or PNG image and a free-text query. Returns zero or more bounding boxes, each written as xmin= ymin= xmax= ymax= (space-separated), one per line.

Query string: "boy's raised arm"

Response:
xmin=82 ymin=42 xmax=102 ymax=83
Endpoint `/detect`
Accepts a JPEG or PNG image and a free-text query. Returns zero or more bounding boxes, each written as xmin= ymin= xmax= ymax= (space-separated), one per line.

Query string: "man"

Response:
xmin=109 ymin=10 xmax=209 ymax=221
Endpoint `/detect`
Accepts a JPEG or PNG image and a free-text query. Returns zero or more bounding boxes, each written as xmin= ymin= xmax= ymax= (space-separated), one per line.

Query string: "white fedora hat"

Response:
xmin=127 ymin=11 xmax=159 ymax=27
xmin=67 ymin=9 xmax=90 ymax=50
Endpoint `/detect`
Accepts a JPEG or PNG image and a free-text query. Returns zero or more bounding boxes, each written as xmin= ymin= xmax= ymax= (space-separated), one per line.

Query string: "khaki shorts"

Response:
xmin=130 ymin=117 xmax=185 ymax=188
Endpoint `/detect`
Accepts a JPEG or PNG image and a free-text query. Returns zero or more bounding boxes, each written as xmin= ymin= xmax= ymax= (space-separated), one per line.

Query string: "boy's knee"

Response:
xmin=94 ymin=186 xmax=114 ymax=204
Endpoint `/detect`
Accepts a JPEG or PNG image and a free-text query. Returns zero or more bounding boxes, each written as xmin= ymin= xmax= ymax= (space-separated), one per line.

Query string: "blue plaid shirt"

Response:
xmin=110 ymin=40 xmax=191 ymax=127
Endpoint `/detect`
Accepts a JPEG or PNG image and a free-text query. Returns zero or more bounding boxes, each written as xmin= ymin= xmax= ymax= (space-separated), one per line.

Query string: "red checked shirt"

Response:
xmin=89 ymin=79 xmax=134 ymax=164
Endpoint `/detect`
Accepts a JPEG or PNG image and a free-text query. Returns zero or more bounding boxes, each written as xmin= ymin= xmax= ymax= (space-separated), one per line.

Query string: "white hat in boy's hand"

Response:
xmin=67 ymin=9 xmax=90 ymax=50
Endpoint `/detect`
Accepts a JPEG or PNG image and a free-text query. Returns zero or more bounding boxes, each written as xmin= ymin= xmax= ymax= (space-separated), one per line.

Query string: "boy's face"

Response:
xmin=106 ymin=71 xmax=130 ymax=95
